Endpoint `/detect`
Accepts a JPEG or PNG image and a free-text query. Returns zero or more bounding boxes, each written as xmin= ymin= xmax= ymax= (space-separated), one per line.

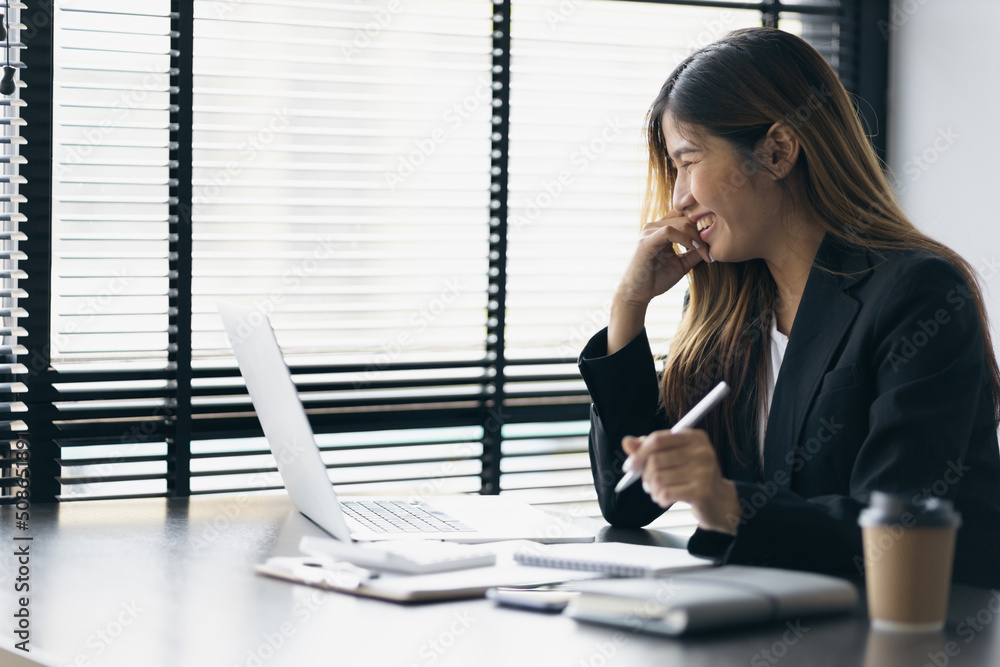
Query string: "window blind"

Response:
xmin=33 ymin=0 xmax=857 ymax=509
xmin=186 ymin=0 xmax=494 ymax=497
xmin=0 ymin=1 xmax=26 ymax=501
xmin=50 ymin=0 xmax=175 ymax=499
xmin=50 ymin=0 xmax=497 ymax=500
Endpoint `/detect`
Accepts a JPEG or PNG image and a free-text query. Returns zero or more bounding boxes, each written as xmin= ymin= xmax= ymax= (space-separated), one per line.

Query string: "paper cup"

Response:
xmin=858 ymin=492 xmax=961 ymax=632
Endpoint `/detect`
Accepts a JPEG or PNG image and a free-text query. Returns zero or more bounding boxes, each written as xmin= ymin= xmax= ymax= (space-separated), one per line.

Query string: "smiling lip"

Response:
xmin=698 ymin=218 xmax=717 ymax=243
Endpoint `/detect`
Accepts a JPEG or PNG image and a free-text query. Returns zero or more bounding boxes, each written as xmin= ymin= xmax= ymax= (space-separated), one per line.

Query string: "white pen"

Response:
xmin=614 ymin=380 xmax=730 ymax=494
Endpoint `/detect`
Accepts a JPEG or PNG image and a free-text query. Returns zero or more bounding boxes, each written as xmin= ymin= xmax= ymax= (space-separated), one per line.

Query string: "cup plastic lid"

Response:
xmin=858 ymin=490 xmax=962 ymax=528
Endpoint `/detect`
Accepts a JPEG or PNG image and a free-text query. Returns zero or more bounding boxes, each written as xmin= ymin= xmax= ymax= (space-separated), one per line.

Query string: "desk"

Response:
xmin=2 ymin=494 xmax=999 ymax=667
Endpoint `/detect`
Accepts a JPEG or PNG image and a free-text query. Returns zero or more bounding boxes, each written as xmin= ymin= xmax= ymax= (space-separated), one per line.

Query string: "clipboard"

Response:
xmin=255 ymin=555 xmax=601 ymax=603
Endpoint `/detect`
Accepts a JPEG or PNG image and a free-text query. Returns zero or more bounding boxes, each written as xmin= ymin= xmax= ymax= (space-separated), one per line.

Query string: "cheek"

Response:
xmin=691 ymin=167 xmax=729 ymax=207
xmin=705 ymin=165 xmax=756 ymax=214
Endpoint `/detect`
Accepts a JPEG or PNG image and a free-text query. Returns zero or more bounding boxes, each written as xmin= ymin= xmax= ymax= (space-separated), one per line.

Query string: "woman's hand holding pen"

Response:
xmin=609 ymin=210 xmax=712 ymax=355
xmin=623 ymin=429 xmax=740 ymax=536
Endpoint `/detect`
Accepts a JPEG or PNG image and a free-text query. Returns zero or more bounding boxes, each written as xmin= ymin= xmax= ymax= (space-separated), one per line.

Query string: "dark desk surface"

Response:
xmin=2 ymin=494 xmax=999 ymax=667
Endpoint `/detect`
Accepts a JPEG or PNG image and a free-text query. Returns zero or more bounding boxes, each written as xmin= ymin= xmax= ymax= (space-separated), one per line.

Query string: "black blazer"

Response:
xmin=579 ymin=232 xmax=1000 ymax=587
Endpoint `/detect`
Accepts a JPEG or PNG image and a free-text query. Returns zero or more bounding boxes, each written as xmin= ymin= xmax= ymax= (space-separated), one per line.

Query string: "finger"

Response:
xmin=663 ymin=224 xmax=711 ymax=265
xmin=629 ymin=431 xmax=668 ymax=470
xmin=640 ymin=214 xmax=684 ymax=238
xmin=640 ymin=465 xmax=658 ymax=497
xmin=621 ymin=436 xmax=641 ymax=471
xmin=644 ymin=454 xmax=703 ymax=492
xmin=673 ymin=217 xmax=714 ymax=264
xmin=675 ymin=247 xmax=705 ymax=273
xmin=642 ymin=468 xmax=692 ymax=508
xmin=684 ymin=219 xmax=714 ymax=265
xmin=634 ymin=226 xmax=681 ymax=267
xmin=646 ymin=447 xmax=699 ymax=472
xmin=652 ymin=481 xmax=697 ymax=508
xmin=644 ymin=213 xmax=701 ymax=245
xmin=636 ymin=429 xmax=697 ymax=455
xmin=628 ymin=441 xmax=649 ymax=471
xmin=648 ymin=209 xmax=689 ymax=227
xmin=641 ymin=222 xmax=711 ymax=270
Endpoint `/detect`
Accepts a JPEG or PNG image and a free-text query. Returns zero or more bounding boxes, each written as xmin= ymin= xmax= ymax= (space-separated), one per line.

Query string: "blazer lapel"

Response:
xmin=761 ymin=232 xmax=871 ymax=488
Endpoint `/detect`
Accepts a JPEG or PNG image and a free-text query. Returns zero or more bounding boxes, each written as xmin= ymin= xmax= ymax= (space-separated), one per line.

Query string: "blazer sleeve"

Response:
xmin=578 ymin=327 xmax=670 ymax=528
xmin=689 ymin=256 xmax=994 ymax=575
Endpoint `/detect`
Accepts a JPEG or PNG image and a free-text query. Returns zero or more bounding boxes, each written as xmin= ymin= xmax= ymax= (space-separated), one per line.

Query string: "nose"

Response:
xmin=672 ymin=169 xmax=695 ymax=213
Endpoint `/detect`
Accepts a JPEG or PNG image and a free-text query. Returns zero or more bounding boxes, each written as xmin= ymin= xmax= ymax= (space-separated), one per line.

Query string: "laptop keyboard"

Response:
xmin=340 ymin=499 xmax=476 ymax=534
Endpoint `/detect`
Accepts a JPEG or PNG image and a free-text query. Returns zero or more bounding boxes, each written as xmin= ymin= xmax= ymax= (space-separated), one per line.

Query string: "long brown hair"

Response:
xmin=643 ymin=27 xmax=1000 ymax=462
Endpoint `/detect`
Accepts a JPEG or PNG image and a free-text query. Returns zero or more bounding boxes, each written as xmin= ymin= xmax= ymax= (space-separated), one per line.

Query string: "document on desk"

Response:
xmin=255 ymin=555 xmax=601 ymax=603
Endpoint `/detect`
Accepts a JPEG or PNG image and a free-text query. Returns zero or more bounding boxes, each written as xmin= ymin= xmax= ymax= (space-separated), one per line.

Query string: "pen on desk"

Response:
xmin=614 ymin=380 xmax=730 ymax=494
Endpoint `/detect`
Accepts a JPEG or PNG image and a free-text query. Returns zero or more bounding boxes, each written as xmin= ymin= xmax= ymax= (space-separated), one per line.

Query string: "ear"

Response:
xmin=756 ymin=122 xmax=800 ymax=181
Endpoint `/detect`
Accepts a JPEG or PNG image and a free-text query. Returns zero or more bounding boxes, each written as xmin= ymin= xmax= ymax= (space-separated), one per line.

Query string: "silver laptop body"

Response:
xmin=218 ymin=301 xmax=594 ymax=544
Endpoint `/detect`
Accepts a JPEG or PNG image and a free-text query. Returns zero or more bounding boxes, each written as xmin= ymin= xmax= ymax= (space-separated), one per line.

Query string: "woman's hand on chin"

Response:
xmin=623 ymin=430 xmax=741 ymax=536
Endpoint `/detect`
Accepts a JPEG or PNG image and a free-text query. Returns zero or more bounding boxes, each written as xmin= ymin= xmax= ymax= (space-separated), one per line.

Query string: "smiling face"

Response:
xmin=662 ymin=113 xmax=789 ymax=264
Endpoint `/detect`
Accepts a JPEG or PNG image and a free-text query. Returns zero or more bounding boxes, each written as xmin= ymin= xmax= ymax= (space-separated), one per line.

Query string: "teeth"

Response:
xmin=697 ymin=215 xmax=716 ymax=232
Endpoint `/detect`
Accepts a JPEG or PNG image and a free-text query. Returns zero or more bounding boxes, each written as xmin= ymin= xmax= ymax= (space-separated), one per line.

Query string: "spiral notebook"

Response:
xmin=513 ymin=542 xmax=715 ymax=577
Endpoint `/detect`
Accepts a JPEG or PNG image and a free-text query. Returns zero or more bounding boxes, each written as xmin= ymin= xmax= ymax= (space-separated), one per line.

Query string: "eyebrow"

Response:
xmin=668 ymin=145 xmax=699 ymax=161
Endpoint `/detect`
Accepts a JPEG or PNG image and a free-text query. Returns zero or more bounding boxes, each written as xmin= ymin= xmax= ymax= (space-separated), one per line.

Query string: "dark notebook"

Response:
xmin=565 ymin=565 xmax=859 ymax=636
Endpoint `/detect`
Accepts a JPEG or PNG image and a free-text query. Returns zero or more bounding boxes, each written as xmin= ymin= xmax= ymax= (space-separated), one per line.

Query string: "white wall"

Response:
xmin=888 ymin=0 xmax=1000 ymax=341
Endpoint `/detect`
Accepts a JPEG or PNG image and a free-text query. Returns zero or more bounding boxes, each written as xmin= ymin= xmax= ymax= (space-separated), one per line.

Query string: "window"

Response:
xmin=14 ymin=0 xmax=876 ymax=513
xmin=1 ymin=2 xmax=27 ymax=499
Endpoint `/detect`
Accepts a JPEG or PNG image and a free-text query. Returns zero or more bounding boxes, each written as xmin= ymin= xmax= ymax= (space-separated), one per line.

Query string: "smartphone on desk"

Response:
xmin=487 ymin=587 xmax=579 ymax=613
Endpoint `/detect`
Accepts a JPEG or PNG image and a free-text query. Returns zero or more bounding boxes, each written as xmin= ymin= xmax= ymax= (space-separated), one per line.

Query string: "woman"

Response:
xmin=579 ymin=27 xmax=1000 ymax=587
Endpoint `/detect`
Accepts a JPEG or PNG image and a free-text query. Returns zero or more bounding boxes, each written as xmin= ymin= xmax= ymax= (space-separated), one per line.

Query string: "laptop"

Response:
xmin=218 ymin=301 xmax=594 ymax=544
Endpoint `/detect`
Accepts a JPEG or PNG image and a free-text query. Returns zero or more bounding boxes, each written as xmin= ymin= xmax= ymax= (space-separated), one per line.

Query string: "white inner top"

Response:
xmin=759 ymin=317 xmax=789 ymax=457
